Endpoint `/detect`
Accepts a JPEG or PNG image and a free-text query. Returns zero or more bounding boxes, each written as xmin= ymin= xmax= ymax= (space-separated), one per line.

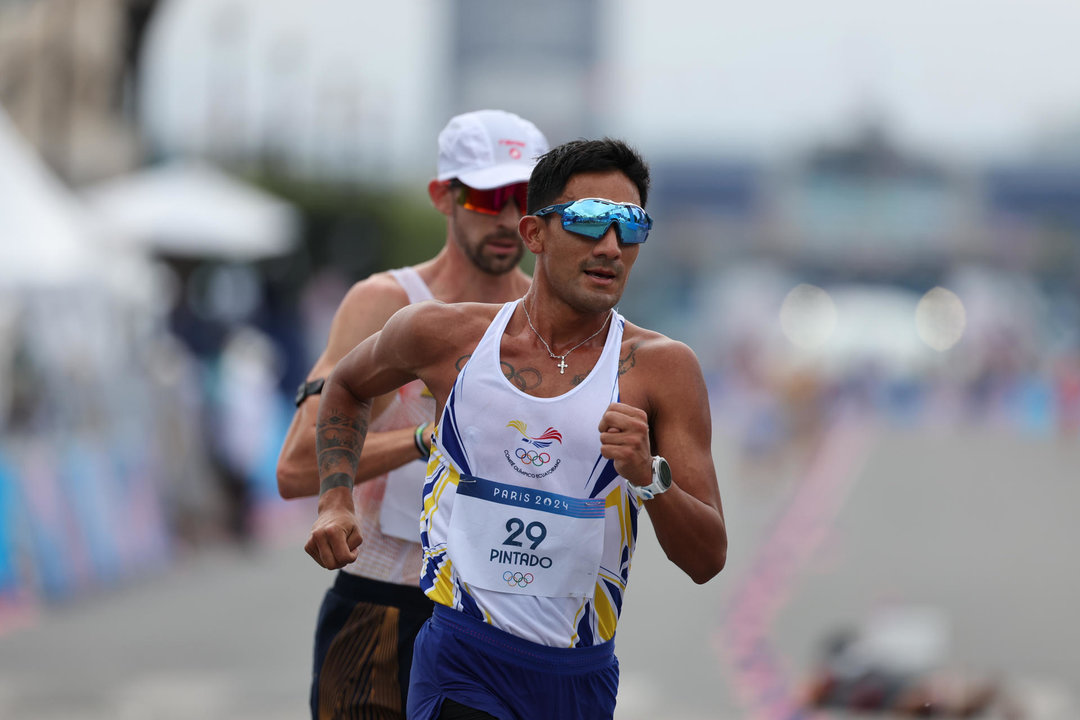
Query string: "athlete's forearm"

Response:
xmin=315 ymin=379 xmax=374 ymax=501
xmin=277 ymin=406 xmax=318 ymax=498
xmin=280 ymin=417 xmax=428 ymax=498
xmin=645 ymin=486 xmax=727 ymax=584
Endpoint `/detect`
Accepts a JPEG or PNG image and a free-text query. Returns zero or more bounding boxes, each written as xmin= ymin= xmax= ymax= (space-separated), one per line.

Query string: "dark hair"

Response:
xmin=526 ymin=138 xmax=650 ymax=214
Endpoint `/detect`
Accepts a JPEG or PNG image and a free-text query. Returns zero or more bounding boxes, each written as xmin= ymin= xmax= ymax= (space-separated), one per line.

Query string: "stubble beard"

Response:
xmin=560 ymin=267 xmax=624 ymax=315
xmin=567 ymin=289 xmax=620 ymax=315
xmin=454 ymin=217 xmax=524 ymax=276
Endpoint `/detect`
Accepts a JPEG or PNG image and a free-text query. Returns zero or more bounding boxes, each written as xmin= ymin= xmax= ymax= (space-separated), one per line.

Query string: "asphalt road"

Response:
xmin=1 ymin=420 xmax=1077 ymax=719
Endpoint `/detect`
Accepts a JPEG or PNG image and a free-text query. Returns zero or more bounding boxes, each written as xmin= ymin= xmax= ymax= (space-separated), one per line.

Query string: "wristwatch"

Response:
xmin=294 ymin=378 xmax=326 ymax=407
xmin=628 ymin=456 xmax=672 ymax=501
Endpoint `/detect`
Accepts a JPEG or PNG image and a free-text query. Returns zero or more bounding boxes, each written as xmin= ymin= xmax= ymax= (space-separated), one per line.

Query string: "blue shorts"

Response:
xmin=407 ymin=604 xmax=619 ymax=720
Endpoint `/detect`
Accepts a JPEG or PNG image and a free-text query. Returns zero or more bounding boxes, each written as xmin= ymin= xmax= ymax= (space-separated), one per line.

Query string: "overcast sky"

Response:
xmin=601 ymin=0 xmax=1080 ymax=161
xmin=142 ymin=0 xmax=1080 ymax=175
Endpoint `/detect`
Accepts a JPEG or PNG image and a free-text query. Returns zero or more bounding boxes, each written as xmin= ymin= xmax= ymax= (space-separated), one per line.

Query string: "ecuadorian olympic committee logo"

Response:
xmin=505 ymin=420 xmax=562 ymax=478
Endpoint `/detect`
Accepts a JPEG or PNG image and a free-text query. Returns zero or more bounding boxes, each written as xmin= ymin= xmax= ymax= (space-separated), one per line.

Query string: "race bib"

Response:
xmin=378 ymin=458 xmax=427 ymax=542
xmin=447 ymin=475 xmax=605 ymax=598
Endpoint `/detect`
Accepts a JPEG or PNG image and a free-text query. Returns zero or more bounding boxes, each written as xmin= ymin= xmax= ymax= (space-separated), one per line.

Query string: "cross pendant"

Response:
xmin=556 ymin=357 xmax=568 ymax=374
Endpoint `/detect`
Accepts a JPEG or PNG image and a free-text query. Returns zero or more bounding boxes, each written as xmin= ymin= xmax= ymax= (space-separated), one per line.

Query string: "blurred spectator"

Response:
xmin=198 ymin=325 xmax=287 ymax=543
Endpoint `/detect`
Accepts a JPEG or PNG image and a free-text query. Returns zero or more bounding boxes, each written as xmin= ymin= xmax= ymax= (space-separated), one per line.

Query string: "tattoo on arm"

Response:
xmin=500 ymin=361 xmax=542 ymax=391
xmin=325 ymin=412 xmax=364 ymax=433
xmin=316 ymin=410 xmax=369 ymax=495
xmin=455 ymin=354 xmax=472 ymax=371
xmin=318 ymin=448 xmax=358 ymax=476
xmin=319 ymin=473 xmax=354 ymax=495
xmin=619 ymin=343 xmax=640 ymax=376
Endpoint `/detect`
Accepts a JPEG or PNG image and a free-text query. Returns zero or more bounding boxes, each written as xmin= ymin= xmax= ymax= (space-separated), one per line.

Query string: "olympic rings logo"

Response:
xmin=515 ymin=448 xmax=551 ymax=466
xmin=503 ymin=571 xmax=534 ymax=588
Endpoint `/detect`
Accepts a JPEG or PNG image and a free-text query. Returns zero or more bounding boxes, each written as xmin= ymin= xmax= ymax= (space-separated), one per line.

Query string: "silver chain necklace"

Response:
xmin=521 ymin=301 xmax=612 ymax=375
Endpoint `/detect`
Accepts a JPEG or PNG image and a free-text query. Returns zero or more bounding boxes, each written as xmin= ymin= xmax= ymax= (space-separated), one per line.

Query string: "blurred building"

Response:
xmin=774 ymin=124 xmax=977 ymax=281
xmin=984 ymin=163 xmax=1080 ymax=285
xmin=448 ymin=0 xmax=600 ymax=144
xmin=0 ymin=0 xmax=158 ymax=182
xmin=639 ymin=122 xmax=1080 ymax=284
xmin=621 ymin=120 xmax=1080 ymax=379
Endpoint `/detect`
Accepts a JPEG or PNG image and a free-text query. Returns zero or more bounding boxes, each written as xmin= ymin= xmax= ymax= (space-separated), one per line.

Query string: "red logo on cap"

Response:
xmin=499 ymin=139 xmax=525 ymax=160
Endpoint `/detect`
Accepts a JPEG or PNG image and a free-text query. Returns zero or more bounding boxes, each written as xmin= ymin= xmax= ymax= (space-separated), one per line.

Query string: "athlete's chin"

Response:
xmin=476 ymin=253 xmax=523 ymax=275
xmin=568 ymin=286 xmax=621 ymax=314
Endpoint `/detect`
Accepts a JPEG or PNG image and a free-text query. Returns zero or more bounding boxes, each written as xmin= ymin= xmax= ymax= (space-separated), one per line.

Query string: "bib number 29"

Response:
xmin=503 ymin=518 xmax=547 ymax=550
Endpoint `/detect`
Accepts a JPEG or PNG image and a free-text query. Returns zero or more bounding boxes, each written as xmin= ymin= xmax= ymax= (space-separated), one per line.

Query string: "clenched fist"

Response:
xmin=597 ymin=401 xmax=652 ymax=487
xmin=305 ymin=505 xmax=363 ymax=569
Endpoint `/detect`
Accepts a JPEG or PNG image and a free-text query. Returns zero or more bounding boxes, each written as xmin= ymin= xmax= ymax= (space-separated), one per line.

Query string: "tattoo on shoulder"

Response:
xmin=455 ymin=354 xmax=472 ymax=371
xmin=501 ymin=361 xmax=542 ymax=391
xmin=619 ymin=343 xmax=640 ymax=376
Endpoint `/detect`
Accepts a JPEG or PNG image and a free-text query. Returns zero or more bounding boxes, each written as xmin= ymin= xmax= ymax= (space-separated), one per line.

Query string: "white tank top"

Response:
xmin=419 ymin=300 xmax=640 ymax=647
xmin=343 ymin=267 xmax=434 ymax=584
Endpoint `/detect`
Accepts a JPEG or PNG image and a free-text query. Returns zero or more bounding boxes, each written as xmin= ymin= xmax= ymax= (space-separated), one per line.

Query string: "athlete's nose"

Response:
xmin=498 ymin=196 xmax=523 ymax=227
xmin=592 ymin=225 xmax=622 ymax=259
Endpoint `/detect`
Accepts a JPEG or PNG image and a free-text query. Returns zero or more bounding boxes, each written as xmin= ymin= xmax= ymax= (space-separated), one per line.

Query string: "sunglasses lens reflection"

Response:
xmin=460 ymin=182 xmax=529 ymax=215
xmin=560 ymin=199 xmax=651 ymax=244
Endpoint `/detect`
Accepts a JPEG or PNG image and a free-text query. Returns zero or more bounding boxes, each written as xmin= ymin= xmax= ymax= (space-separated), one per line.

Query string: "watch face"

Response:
xmin=656 ymin=458 xmax=672 ymax=489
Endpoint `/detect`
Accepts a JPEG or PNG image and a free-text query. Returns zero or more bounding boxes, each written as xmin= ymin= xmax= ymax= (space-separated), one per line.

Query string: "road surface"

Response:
xmin=1 ymin=421 xmax=1077 ymax=719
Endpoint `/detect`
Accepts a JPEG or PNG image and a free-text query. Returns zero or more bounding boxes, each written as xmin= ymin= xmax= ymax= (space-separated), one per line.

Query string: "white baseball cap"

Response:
xmin=436 ymin=109 xmax=549 ymax=189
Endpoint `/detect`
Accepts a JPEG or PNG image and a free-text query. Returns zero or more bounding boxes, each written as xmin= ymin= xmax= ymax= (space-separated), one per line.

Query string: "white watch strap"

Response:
xmin=628 ymin=456 xmax=669 ymax=501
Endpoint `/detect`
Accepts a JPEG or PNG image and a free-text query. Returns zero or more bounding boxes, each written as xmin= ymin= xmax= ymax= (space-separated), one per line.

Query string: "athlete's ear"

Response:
xmin=429 ymin=179 xmax=454 ymax=217
xmin=519 ymin=214 xmax=545 ymax=254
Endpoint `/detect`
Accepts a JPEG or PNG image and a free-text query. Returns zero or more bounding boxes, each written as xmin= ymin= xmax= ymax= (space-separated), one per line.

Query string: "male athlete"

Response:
xmin=278 ymin=109 xmax=547 ymax=719
xmin=306 ymin=138 xmax=727 ymax=719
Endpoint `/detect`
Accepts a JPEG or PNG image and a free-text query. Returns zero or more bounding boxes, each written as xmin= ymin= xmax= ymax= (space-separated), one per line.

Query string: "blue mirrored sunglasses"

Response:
xmin=534 ymin=197 xmax=653 ymax=244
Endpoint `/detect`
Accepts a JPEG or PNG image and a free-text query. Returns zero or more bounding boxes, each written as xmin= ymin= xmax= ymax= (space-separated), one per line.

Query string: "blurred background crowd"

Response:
xmin=1 ymin=1 xmax=1078 ymax=717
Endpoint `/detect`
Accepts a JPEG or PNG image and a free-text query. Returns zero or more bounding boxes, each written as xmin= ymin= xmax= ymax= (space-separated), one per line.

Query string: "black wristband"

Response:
xmin=295 ymin=378 xmax=326 ymax=407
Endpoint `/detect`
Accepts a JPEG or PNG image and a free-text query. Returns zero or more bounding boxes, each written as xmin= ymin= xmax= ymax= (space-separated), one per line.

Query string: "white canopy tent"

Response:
xmin=82 ymin=160 xmax=300 ymax=261
xmin=0 ymin=112 xmax=214 ymax=599
xmin=0 ymin=106 xmax=165 ymax=438
xmin=0 ymin=109 xmax=105 ymax=288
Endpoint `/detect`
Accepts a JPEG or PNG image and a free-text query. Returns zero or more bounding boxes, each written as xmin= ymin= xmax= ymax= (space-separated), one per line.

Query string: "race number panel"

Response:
xmin=448 ymin=475 xmax=605 ymax=598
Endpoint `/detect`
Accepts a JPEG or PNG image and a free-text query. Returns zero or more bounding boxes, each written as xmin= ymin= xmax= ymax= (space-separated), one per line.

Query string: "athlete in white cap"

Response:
xmin=277 ymin=109 xmax=548 ymax=720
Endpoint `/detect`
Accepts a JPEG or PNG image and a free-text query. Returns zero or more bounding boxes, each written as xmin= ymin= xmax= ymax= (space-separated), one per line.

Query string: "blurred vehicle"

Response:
xmin=802 ymin=606 xmax=1024 ymax=718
